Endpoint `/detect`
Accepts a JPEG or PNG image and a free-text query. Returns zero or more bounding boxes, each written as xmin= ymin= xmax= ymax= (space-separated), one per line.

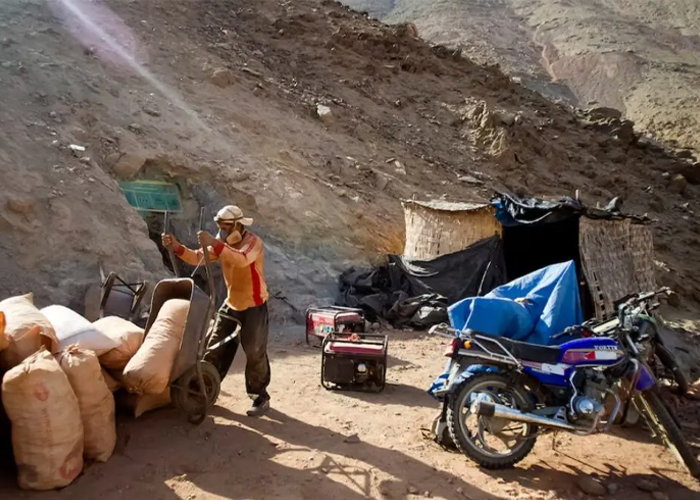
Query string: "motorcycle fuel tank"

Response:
xmin=559 ymin=337 xmax=625 ymax=366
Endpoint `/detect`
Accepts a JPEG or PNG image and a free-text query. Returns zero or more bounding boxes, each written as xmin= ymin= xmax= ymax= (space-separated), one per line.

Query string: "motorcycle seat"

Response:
xmin=476 ymin=333 xmax=561 ymax=364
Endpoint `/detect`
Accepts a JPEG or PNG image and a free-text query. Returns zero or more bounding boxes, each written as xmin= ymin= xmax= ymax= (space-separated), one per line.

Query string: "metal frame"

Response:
xmin=430 ymin=324 xmax=523 ymax=369
xmin=320 ymin=332 xmax=388 ymax=393
xmin=305 ymin=305 xmax=365 ymax=345
xmin=99 ymin=271 xmax=149 ymax=322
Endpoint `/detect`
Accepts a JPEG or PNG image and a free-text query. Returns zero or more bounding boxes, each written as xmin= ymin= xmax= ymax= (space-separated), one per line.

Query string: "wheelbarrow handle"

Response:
xmin=164 ymin=212 xmax=181 ymax=278
xmin=202 ymin=245 xmax=216 ymax=307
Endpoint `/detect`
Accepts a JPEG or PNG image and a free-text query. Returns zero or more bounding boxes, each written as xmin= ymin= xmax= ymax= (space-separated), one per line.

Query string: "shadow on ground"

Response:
xmin=487 ymin=460 xmax=699 ymax=500
xmin=0 ymin=406 xmax=503 ymax=500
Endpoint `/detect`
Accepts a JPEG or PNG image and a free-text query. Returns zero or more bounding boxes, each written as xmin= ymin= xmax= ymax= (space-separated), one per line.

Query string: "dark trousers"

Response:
xmin=205 ymin=302 xmax=271 ymax=398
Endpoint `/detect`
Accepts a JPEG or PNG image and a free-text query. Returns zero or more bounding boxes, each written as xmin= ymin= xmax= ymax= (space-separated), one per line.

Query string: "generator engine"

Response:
xmin=321 ymin=333 xmax=388 ymax=393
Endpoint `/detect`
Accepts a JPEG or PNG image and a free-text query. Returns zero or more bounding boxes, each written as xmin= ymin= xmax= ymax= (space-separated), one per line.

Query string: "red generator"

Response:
xmin=321 ymin=333 xmax=388 ymax=393
xmin=305 ymin=306 xmax=365 ymax=346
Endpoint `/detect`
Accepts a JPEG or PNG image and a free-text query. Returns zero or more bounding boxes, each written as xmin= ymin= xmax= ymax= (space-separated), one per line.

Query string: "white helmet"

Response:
xmin=214 ymin=205 xmax=253 ymax=226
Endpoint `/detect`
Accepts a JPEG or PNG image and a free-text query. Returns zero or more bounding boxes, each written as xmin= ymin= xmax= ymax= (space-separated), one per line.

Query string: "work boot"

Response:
xmin=246 ymin=394 xmax=270 ymax=417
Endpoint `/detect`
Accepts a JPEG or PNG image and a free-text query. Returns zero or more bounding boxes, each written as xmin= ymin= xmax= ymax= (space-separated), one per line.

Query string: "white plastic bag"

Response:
xmin=41 ymin=305 xmax=120 ymax=356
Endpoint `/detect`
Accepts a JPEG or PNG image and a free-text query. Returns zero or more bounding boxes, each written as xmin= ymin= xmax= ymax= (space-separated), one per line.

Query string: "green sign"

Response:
xmin=119 ymin=180 xmax=182 ymax=215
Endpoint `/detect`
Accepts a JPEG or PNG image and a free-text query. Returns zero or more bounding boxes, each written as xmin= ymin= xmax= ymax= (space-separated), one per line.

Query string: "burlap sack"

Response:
xmin=0 ymin=311 xmax=9 ymax=352
xmin=0 ymin=294 xmax=59 ymax=370
xmin=93 ymin=316 xmax=145 ymax=370
xmin=101 ymin=368 xmax=122 ymax=393
xmin=1 ymin=347 xmax=83 ymax=490
xmin=57 ymin=346 xmax=116 ymax=462
xmin=122 ymin=299 xmax=189 ymax=395
xmin=116 ymin=388 xmax=172 ymax=418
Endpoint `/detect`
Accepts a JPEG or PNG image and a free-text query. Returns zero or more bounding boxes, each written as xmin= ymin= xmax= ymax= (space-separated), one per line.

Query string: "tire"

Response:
xmin=636 ymin=390 xmax=700 ymax=478
xmin=446 ymin=372 xmax=538 ymax=469
xmin=654 ymin=344 xmax=690 ymax=396
xmin=171 ymin=361 xmax=221 ymax=417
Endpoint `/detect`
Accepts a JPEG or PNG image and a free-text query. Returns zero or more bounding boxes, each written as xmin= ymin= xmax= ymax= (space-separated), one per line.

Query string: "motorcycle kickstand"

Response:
xmin=550 ymin=431 xmax=560 ymax=453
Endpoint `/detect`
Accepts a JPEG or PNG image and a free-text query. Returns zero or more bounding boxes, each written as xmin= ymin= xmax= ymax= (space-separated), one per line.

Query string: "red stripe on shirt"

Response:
xmin=250 ymin=263 xmax=263 ymax=306
xmin=212 ymin=240 xmax=225 ymax=255
xmin=240 ymin=234 xmax=258 ymax=255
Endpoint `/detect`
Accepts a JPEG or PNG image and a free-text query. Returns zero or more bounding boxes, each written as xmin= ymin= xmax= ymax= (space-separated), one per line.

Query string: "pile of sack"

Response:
xmin=0 ymin=293 xmax=190 ymax=490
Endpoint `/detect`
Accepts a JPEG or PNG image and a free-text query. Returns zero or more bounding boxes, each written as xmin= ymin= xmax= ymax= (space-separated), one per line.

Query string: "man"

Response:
xmin=162 ymin=205 xmax=271 ymax=417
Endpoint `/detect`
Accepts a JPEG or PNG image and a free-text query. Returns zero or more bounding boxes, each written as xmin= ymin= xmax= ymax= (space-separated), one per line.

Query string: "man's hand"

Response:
xmin=162 ymin=233 xmax=181 ymax=251
xmin=198 ymin=230 xmax=218 ymax=249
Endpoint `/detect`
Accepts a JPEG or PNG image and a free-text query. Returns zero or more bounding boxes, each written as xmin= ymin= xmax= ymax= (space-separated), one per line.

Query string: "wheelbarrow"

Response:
xmin=145 ymin=211 xmax=241 ymax=424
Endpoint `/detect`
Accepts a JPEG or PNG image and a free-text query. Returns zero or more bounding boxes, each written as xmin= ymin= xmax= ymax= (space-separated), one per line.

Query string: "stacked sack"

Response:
xmin=0 ymin=293 xmax=191 ymax=490
xmin=84 ymin=298 xmax=189 ymax=417
xmin=117 ymin=299 xmax=190 ymax=416
xmin=92 ymin=312 xmax=177 ymax=418
xmin=0 ymin=295 xmax=88 ymax=490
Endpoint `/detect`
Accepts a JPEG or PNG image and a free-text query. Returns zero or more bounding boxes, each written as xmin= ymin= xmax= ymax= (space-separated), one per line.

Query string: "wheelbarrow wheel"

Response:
xmin=171 ymin=361 xmax=221 ymax=418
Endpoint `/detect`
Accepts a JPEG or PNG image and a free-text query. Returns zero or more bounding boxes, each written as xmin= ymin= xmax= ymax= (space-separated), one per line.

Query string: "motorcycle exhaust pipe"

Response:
xmin=474 ymin=401 xmax=577 ymax=431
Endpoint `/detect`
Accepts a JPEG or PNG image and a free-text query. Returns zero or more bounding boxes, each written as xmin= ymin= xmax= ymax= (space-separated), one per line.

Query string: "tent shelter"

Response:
xmin=337 ymin=193 xmax=656 ymax=327
xmin=403 ymin=194 xmax=656 ymax=319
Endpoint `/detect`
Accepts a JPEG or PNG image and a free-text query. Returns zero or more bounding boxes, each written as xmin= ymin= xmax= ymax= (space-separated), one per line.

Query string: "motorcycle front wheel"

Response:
xmin=447 ymin=372 xmax=538 ymax=469
xmin=635 ymin=389 xmax=700 ymax=478
xmin=654 ymin=344 xmax=690 ymax=396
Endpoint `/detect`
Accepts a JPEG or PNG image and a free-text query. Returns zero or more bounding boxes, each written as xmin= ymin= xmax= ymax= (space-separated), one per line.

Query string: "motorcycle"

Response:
xmin=581 ymin=288 xmax=689 ymax=397
xmin=428 ymin=288 xmax=700 ymax=476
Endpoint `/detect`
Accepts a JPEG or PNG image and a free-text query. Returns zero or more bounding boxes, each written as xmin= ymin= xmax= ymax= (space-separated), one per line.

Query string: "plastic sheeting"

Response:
xmin=336 ymin=236 xmax=506 ymax=328
xmin=492 ymin=192 xmax=650 ymax=227
xmin=447 ymin=260 xmax=583 ymax=346
xmin=428 ymin=260 xmax=584 ymax=400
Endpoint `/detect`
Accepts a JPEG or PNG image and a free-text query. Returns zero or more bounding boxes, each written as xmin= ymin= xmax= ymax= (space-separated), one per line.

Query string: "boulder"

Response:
xmin=493 ymin=110 xmax=516 ymax=127
xmin=613 ymin=120 xmax=636 ymax=145
xmin=669 ymin=174 xmax=688 ymax=195
xmin=587 ymin=106 xmax=623 ymax=120
xmin=112 ymin=153 xmax=147 ymax=180
xmin=316 ymin=104 xmax=334 ymax=124
xmin=635 ymin=478 xmax=659 ymax=492
xmin=210 ymin=68 xmax=237 ymax=88
xmin=6 ymin=196 xmax=35 ymax=216
xmin=577 ymin=476 xmax=606 ymax=496
xmin=678 ymin=162 xmax=700 ymax=185
xmin=458 ymin=175 xmax=484 ymax=185
xmin=372 ymin=170 xmax=389 ymax=191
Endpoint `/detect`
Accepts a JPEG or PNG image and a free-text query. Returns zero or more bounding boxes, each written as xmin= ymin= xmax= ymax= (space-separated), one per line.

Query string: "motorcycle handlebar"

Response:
xmin=620 ymin=287 xmax=671 ymax=311
xmin=429 ymin=323 xmax=464 ymax=339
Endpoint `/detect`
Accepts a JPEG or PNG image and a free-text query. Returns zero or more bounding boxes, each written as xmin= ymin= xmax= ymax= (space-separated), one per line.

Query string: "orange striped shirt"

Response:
xmin=177 ymin=231 xmax=268 ymax=311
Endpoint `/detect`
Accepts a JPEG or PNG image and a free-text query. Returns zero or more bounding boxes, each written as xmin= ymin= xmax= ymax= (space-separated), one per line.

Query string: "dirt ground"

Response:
xmin=1 ymin=1 xmax=700 ymax=497
xmin=2 ymin=329 xmax=699 ymax=500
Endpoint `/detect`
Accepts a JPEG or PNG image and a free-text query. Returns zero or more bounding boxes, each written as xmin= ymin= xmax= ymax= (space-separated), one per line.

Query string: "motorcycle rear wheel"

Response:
xmin=447 ymin=372 xmax=538 ymax=469
xmin=635 ymin=389 xmax=700 ymax=478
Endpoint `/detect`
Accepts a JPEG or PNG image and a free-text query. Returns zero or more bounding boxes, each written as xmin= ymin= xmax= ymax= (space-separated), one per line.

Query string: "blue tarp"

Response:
xmin=447 ymin=260 xmax=583 ymax=346
xmin=428 ymin=261 xmax=583 ymax=400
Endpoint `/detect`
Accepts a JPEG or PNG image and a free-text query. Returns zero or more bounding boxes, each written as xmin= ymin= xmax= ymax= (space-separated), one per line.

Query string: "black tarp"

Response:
xmin=336 ymin=236 xmax=506 ymax=328
xmin=493 ymin=193 xmax=650 ymax=226
xmin=337 ymin=192 xmax=650 ymax=329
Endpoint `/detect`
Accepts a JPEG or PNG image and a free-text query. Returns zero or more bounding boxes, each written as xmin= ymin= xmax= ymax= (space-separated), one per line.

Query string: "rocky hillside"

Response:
xmin=1 ymin=0 xmax=699 ymax=318
xmin=344 ymin=0 xmax=700 ymax=155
